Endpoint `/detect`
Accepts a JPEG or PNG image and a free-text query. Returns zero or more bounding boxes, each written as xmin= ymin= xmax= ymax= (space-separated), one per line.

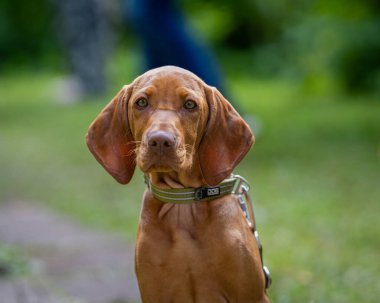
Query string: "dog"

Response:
xmin=86 ymin=66 xmax=270 ymax=302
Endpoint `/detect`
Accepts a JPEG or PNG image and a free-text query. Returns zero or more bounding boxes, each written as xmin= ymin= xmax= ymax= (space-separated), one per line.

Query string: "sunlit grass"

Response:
xmin=0 ymin=54 xmax=379 ymax=302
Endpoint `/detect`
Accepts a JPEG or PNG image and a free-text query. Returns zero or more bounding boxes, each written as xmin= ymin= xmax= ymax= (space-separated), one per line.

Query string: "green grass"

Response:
xmin=0 ymin=57 xmax=379 ymax=302
xmin=0 ymin=244 xmax=31 ymax=277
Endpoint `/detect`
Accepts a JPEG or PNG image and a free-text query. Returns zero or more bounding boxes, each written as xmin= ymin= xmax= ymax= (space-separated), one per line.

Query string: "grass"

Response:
xmin=0 ymin=53 xmax=379 ymax=302
xmin=0 ymin=244 xmax=31 ymax=277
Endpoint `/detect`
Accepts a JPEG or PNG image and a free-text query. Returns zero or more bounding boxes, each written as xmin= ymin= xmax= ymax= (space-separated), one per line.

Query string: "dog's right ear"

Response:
xmin=86 ymin=85 xmax=136 ymax=184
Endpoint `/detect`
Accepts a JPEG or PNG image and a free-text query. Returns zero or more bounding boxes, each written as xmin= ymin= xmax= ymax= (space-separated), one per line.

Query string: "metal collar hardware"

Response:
xmin=232 ymin=175 xmax=272 ymax=289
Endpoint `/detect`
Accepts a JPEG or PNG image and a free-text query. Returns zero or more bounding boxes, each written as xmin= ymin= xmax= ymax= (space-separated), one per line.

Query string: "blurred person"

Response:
xmin=122 ymin=0 xmax=229 ymax=98
xmin=54 ymin=0 xmax=109 ymax=102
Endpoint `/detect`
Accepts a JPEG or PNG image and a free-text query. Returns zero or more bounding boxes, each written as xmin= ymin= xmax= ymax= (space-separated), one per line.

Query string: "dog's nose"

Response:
xmin=148 ymin=131 xmax=176 ymax=150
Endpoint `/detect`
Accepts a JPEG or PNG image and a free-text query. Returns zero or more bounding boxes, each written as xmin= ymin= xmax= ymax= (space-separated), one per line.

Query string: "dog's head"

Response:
xmin=86 ymin=66 xmax=254 ymax=186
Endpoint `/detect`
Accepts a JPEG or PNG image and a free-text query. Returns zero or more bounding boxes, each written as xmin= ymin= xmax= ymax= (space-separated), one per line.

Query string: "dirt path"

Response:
xmin=0 ymin=201 xmax=140 ymax=303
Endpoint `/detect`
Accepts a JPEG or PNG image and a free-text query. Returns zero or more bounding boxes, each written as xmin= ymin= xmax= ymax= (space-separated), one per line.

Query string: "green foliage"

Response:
xmin=274 ymin=14 xmax=380 ymax=94
xmin=0 ymin=0 xmax=58 ymax=69
xmin=186 ymin=0 xmax=380 ymax=94
xmin=336 ymin=20 xmax=380 ymax=94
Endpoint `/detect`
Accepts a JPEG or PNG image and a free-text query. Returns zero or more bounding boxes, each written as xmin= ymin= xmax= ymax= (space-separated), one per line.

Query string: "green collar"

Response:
xmin=145 ymin=175 xmax=240 ymax=204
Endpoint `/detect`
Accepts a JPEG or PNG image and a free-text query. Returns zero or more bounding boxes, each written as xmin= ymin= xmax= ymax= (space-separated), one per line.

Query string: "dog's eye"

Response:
xmin=135 ymin=98 xmax=148 ymax=109
xmin=184 ymin=100 xmax=197 ymax=110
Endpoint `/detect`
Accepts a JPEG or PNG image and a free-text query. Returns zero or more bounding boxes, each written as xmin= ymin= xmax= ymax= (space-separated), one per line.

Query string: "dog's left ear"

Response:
xmin=86 ymin=85 xmax=136 ymax=184
xmin=199 ymin=86 xmax=254 ymax=186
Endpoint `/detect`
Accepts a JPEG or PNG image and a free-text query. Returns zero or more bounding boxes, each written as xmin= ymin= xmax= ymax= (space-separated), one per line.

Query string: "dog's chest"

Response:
xmin=135 ymin=198 xmax=267 ymax=302
xmin=137 ymin=200 xmax=255 ymax=275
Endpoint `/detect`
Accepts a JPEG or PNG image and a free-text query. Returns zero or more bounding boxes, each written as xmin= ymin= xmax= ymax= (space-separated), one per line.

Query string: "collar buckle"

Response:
xmin=232 ymin=174 xmax=250 ymax=194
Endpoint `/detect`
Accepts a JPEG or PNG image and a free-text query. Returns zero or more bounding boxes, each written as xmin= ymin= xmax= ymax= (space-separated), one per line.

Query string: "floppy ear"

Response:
xmin=86 ymin=85 xmax=136 ymax=184
xmin=199 ymin=86 xmax=254 ymax=186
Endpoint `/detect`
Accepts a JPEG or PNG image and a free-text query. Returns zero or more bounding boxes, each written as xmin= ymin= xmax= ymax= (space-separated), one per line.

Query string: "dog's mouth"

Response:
xmin=136 ymin=145 xmax=188 ymax=173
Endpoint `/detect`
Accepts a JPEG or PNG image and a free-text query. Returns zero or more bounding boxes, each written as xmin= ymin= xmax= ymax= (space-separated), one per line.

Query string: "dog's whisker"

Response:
xmin=125 ymin=141 xmax=141 ymax=147
xmin=120 ymin=145 xmax=142 ymax=158
xmin=125 ymin=149 xmax=136 ymax=157
xmin=183 ymin=144 xmax=194 ymax=156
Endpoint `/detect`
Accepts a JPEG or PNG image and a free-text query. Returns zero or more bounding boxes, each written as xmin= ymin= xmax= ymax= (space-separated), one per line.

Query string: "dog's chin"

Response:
xmin=145 ymin=165 xmax=175 ymax=173
xmin=137 ymin=157 xmax=186 ymax=174
xmin=136 ymin=148 xmax=190 ymax=173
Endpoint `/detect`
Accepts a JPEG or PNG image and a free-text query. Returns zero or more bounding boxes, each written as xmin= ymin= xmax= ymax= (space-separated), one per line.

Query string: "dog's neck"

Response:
xmin=148 ymin=170 xmax=204 ymax=189
xmin=145 ymin=171 xmax=211 ymax=234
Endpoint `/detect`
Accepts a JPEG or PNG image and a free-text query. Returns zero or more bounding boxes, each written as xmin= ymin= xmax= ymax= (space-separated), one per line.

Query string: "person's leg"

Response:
xmin=56 ymin=0 xmax=107 ymax=96
xmin=127 ymin=0 xmax=225 ymax=91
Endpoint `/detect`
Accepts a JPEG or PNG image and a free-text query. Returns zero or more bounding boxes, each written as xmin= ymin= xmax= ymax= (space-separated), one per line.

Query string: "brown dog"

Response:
xmin=86 ymin=66 xmax=270 ymax=302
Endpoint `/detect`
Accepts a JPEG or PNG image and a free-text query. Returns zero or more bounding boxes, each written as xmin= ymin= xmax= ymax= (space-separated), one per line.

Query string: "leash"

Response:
xmin=145 ymin=174 xmax=272 ymax=289
xmin=232 ymin=175 xmax=272 ymax=289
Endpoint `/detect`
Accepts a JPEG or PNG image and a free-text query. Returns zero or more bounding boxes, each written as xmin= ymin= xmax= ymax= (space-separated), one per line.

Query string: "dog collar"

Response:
xmin=145 ymin=175 xmax=240 ymax=204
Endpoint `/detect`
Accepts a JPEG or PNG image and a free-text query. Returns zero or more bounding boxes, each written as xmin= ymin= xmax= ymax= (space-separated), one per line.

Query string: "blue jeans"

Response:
xmin=124 ymin=0 xmax=225 ymax=92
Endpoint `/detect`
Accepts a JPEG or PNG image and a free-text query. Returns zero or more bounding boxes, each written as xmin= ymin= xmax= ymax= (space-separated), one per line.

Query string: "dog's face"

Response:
xmin=86 ymin=66 xmax=253 ymax=186
xmin=129 ymin=69 xmax=208 ymax=174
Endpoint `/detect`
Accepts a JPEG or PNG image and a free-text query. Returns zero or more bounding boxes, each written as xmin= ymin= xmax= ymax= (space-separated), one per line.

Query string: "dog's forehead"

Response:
xmin=134 ymin=67 xmax=203 ymax=92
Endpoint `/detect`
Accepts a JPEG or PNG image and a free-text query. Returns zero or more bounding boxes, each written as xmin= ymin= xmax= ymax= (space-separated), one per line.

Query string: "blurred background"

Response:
xmin=0 ymin=0 xmax=379 ymax=302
